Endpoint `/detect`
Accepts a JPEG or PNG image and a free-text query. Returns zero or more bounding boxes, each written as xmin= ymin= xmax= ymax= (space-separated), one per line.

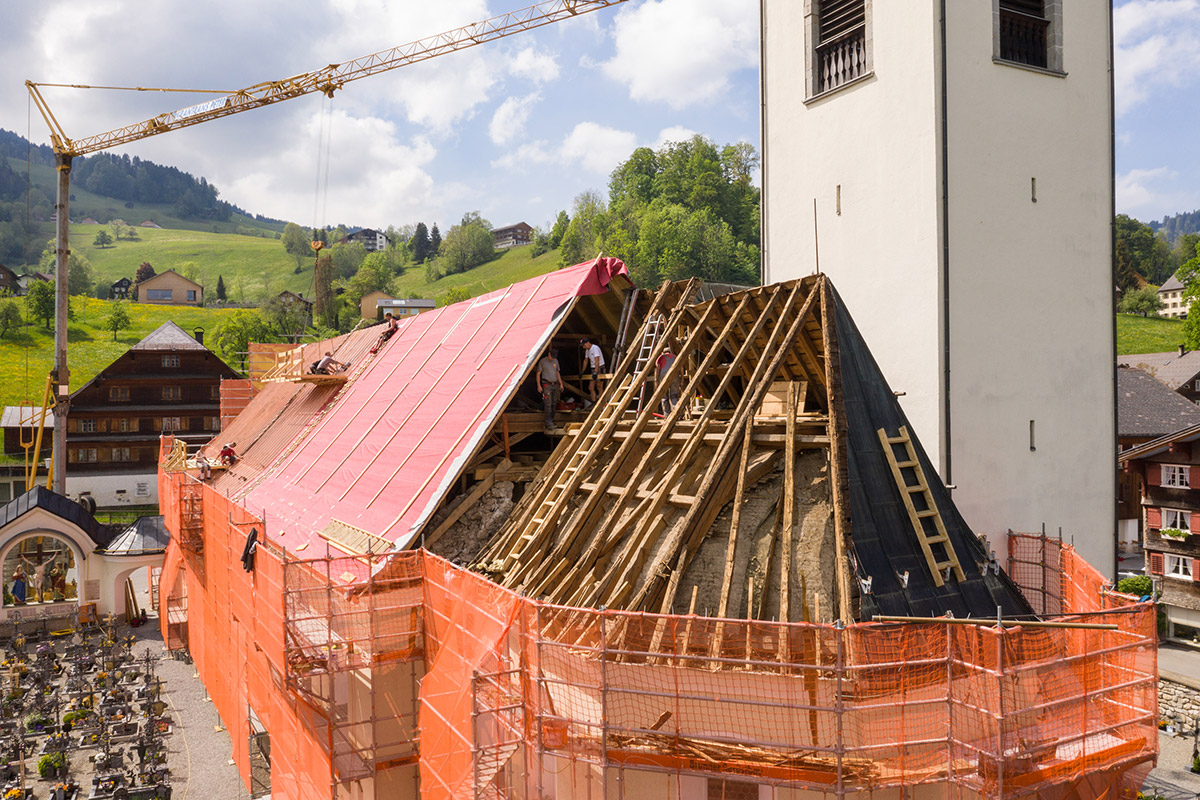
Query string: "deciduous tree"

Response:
xmin=212 ymin=310 xmax=274 ymax=372
xmin=25 ymin=279 xmax=54 ymax=329
xmin=93 ymin=230 xmax=113 ymax=248
xmin=282 ymin=222 xmax=312 ymax=270
xmin=0 ymin=299 xmax=21 ymax=338
xmin=104 ymin=301 xmax=132 ymax=341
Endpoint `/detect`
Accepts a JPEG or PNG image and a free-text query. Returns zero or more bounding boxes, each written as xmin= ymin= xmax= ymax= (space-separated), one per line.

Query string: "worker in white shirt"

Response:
xmin=581 ymin=337 xmax=605 ymax=409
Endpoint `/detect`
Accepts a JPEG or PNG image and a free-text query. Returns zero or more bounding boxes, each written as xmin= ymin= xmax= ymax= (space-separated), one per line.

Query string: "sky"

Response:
xmin=0 ymin=0 xmax=1196 ymax=233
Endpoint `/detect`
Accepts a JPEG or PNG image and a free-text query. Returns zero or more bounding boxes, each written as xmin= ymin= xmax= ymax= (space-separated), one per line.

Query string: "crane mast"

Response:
xmin=26 ymin=0 xmax=628 ymax=493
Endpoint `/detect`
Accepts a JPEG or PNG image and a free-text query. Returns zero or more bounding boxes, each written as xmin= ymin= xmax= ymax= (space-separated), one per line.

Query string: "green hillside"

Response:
xmin=76 ymin=226 xmax=309 ymax=300
xmin=0 ymin=300 xmax=240 ymax=409
xmin=1116 ymin=313 xmax=1185 ymax=355
xmin=395 ymin=245 xmax=565 ymax=302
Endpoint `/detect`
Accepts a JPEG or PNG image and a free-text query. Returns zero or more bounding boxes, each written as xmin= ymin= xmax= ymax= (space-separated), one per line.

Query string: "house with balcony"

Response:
xmin=1119 ymin=424 xmax=1200 ymax=639
xmin=64 ymin=321 xmax=238 ymax=506
xmin=492 ymin=222 xmax=533 ymax=249
xmin=340 ymin=228 xmax=389 ymax=252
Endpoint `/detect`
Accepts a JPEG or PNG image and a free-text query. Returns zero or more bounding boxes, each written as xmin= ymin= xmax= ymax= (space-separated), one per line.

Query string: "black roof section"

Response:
xmin=100 ymin=515 xmax=169 ymax=555
xmin=0 ymin=486 xmax=114 ymax=548
xmin=831 ymin=287 xmax=1035 ymax=620
xmin=1117 ymin=365 xmax=1200 ymax=439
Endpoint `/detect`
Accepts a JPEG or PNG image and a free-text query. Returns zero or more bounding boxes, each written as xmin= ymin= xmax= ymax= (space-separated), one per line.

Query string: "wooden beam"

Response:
xmin=779 ymin=380 xmax=800 ymax=624
xmin=820 ymin=280 xmax=853 ymax=624
xmin=421 ymin=471 xmax=496 ymax=550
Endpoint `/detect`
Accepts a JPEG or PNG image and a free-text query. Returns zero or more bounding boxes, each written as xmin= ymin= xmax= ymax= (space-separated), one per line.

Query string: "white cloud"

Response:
xmin=1115 ymin=166 xmax=1198 ymax=218
xmin=508 ymin=47 xmax=560 ymax=84
xmin=560 ymin=122 xmax=638 ymax=174
xmin=490 ymin=94 xmax=542 ymax=146
xmin=1114 ymin=0 xmax=1200 ymax=115
xmin=491 ymin=141 xmax=555 ymax=171
xmin=654 ymin=126 xmax=699 ymax=149
xmin=601 ymin=0 xmax=758 ymax=108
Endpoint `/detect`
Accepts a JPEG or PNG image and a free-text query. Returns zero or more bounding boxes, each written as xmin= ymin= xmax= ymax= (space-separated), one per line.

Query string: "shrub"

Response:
xmin=1116 ymin=575 xmax=1153 ymax=597
xmin=37 ymin=751 xmax=65 ymax=778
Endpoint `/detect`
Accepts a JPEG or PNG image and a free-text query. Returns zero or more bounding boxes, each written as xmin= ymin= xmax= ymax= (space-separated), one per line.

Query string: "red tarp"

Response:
xmin=241 ymin=257 xmax=626 ymax=550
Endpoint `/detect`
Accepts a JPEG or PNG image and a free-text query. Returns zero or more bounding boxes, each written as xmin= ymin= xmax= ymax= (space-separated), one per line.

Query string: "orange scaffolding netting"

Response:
xmin=158 ymin=465 xmax=1157 ymax=800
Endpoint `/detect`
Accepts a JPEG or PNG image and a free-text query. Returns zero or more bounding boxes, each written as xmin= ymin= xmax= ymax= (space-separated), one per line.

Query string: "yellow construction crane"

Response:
xmin=25 ymin=0 xmax=628 ymax=492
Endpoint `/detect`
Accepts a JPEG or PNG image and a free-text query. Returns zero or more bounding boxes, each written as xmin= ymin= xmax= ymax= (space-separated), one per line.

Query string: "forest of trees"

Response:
xmin=1150 ymin=209 xmax=1200 ymax=246
xmin=556 ymin=135 xmax=761 ymax=288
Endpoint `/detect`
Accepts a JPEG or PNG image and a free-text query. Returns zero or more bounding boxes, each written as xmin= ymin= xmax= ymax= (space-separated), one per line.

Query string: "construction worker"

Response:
xmin=581 ymin=337 xmax=605 ymax=409
xmin=536 ymin=348 xmax=565 ymax=433
xmin=313 ymin=351 xmax=348 ymax=374
xmin=656 ymin=343 xmax=680 ymax=414
xmin=369 ymin=313 xmax=400 ymax=354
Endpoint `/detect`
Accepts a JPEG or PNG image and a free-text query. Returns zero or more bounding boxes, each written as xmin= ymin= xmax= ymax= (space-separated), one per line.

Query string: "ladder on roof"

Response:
xmin=877 ymin=426 xmax=964 ymax=587
xmin=633 ymin=314 xmax=666 ymax=413
xmin=500 ymin=372 xmax=645 ymax=571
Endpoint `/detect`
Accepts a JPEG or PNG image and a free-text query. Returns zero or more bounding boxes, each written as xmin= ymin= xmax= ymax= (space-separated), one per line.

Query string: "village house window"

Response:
xmin=69 ymin=448 xmax=98 ymax=464
xmin=162 ymin=355 xmax=180 ymax=368
xmin=79 ymin=419 xmax=97 ymax=433
xmin=109 ymin=386 xmax=130 ymax=401
xmin=206 ymin=417 xmax=220 ymax=431
xmin=807 ymin=0 xmax=871 ymax=98
xmin=1162 ymin=465 xmax=1191 ymax=488
xmin=1165 ymin=554 xmax=1193 ymax=579
xmin=161 ymin=417 xmax=182 ymax=432
xmin=996 ymin=0 xmax=1063 ymax=73
xmin=162 ymin=386 xmax=182 ymax=401
xmin=210 ymin=385 xmax=220 ymax=400
xmin=111 ymin=447 xmax=132 ymax=462
xmin=119 ymin=418 xmax=132 ymax=432
xmin=186 ymin=290 xmax=197 ymax=302
xmin=1164 ymin=508 xmax=1191 ymax=532
xmin=147 ymin=289 xmax=172 ymax=301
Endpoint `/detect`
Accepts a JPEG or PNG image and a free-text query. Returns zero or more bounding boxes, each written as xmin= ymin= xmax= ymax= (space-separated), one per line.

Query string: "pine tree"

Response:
xmin=430 ymin=223 xmax=442 ymax=257
xmin=411 ymin=222 xmax=431 ymax=263
xmin=216 ymin=274 xmax=227 ymax=302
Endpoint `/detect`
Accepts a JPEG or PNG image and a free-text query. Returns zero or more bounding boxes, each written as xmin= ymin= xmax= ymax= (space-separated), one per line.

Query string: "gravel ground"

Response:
xmin=1143 ymin=728 xmax=1200 ymax=799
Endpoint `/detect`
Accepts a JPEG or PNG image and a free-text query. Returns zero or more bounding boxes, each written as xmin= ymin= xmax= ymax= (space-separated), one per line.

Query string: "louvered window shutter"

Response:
xmin=1193 ymin=559 xmax=1200 ymax=582
xmin=1149 ymin=552 xmax=1164 ymax=575
xmin=999 ymin=0 xmax=1045 ymax=17
xmin=818 ymin=0 xmax=866 ymax=43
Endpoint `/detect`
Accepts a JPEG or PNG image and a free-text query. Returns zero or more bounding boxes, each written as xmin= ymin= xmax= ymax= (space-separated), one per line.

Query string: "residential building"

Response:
xmin=1116 ymin=365 xmax=1200 ymax=554
xmin=374 ymin=297 xmax=435 ymax=320
xmin=136 ymin=270 xmax=203 ymax=306
xmin=1118 ymin=347 xmax=1200 ymax=404
xmin=64 ymin=321 xmax=237 ymax=506
xmin=761 ymin=0 xmax=1116 ymax=574
xmin=274 ymin=290 xmax=313 ymax=327
xmin=492 ymin=221 xmax=533 ymax=249
xmin=110 ymin=277 xmax=133 ymax=299
xmin=341 ymin=227 xmax=389 ymax=252
xmin=1157 ymin=274 xmax=1188 ymax=318
xmin=360 ymin=289 xmax=393 ymax=320
xmin=1120 ymin=425 xmax=1200 ymax=640
xmin=16 ymin=272 xmax=53 ymax=296
xmin=0 ymin=264 xmax=18 ymax=294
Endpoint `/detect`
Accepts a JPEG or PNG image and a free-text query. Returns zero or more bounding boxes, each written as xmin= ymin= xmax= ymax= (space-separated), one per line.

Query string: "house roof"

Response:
xmin=131 ymin=320 xmax=212 ymax=352
xmin=112 ymin=277 xmax=132 ymax=287
xmin=0 ymin=486 xmax=113 ymax=547
xmin=1119 ymin=421 xmax=1200 ymax=464
xmin=138 ymin=269 xmax=202 ymax=291
xmin=276 ymin=291 xmax=313 ymax=306
xmin=235 ymin=257 xmax=629 ymax=550
xmin=100 ymin=515 xmax=169 ymax=555
xmin=1159 ymin=275 xmax=1185 ymax=292
xmin=0 ymin=406 xmax=45 ymax=430
xmin=1117 ymin=349 xmax=1200 ymax=390
xmin=1117 ymin=366 xmax=1200 ymax=438
xmin=493 ymin=222 xmax=531 ymax=234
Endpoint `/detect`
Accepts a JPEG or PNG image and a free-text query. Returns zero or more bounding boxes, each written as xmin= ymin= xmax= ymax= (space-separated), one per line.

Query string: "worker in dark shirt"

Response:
xmin=536 ymin=349 xmax=565 ymax=433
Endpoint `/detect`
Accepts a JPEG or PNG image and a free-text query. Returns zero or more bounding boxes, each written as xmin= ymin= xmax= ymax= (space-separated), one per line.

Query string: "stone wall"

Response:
xmin=1160 ymin=675 xmax=1200 ymax=724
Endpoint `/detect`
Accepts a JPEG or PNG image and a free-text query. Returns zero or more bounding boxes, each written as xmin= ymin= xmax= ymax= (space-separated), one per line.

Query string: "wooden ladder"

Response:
xmin=500 ymin=379 xmax=634 ymax=570
xmin=877 ymin=426 xmax=964 ymax=587
xmin=633 ymin=314 xmax=666 ymax=412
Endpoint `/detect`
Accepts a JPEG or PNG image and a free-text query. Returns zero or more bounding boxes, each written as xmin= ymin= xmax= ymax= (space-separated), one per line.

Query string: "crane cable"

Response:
xmin=309 ymin=96 xmax=335 ymax=299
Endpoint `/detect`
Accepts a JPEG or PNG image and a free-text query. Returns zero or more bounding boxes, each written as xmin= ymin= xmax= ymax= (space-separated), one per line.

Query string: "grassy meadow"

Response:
xmin=1116 ymin=313 xmax=1185 ymax=355
xmin=0 ymin=299 xmax=240 ymax=408
xmin=397 ymin=245 xmax=565 ymax=302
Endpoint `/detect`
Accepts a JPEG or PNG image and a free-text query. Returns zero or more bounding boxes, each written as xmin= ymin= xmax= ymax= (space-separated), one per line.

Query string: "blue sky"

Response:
xmin=1 ymin=0 xmax=1196 ymax=232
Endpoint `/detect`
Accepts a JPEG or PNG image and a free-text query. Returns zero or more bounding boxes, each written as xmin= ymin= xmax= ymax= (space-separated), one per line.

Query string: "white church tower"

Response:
xmin=761 ymin=0 xmax=1116 ymax=574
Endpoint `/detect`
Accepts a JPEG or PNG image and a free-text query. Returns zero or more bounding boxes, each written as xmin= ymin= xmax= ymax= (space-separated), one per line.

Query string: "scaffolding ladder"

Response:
xmin=178 ymin=483 xmax=205 ymax=554
xmin=877 ymin=426 xmax=964 ymax=587
xmin=633 ymin=314 xmax=666 ymax=412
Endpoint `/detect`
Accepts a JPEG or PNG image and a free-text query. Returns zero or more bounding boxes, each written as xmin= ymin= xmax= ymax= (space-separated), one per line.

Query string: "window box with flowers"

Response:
xmin=1161 ymin=528 xmax=1191 ymax=541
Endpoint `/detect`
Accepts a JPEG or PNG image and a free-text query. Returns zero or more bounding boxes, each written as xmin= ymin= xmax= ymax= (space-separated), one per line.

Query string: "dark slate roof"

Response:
xmin=0 ymin=486 xmax=113 ymax=548
xmin=1117 ymin=366 xmax=1200 ymax=438
xmin=1159 ymin=274 xmax=1185 ymax=292
xmin=1116 ymin=349 xmax=1200 ymax=390
xmin=131 ymin=321 xmax=211 ymax=352
xmin=100 ymin=515 xmax=169 ymax=555
xmin=831 ymin=287 xmax=1035 ymax=620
